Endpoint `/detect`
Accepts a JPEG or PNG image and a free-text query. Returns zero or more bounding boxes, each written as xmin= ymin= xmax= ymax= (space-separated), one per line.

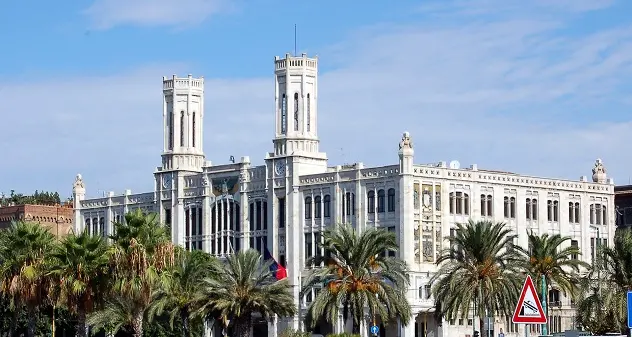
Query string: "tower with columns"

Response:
xmin=161 ymin=74 xmax=205 ymax=172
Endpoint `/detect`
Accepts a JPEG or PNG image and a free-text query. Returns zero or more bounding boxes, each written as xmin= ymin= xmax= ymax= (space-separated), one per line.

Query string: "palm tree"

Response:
xmin=575 ymin=228 xmax=632 ymax=334
xmin=301 ymin=224 xmax=412 ymax=334
xmin=197 ymin=249 xmax=296 ymax=337
xmin=0 ymin=221 xmax=56 ymax=337
xmin=521 ymin=231 xmax=588 ymax=321
xmin=88 ymin=210 xmax=176 ymax=337
xmin=47 ymin=230 xmax=110 ymax=337
xmin=431 ymin=220 xmax=523 ymax=333
xmin=148 ymin=249 xmax=222 ymax=337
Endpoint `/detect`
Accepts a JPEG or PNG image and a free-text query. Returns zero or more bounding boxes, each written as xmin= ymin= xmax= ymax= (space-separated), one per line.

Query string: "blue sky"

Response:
xmin=1 ymin=0 xmax=632 ymax=198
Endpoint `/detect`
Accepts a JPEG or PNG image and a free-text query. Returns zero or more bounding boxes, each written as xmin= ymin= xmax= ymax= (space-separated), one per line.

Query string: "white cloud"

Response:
xmin=83 ymin=0 xmax=232 ymax=30
xmin=4 ymin=0 xmax=632 ymax=195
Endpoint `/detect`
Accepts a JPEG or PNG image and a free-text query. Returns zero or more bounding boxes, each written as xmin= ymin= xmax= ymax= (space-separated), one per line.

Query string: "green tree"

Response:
xmin=197 ymin=249 xmax=296 ymax=337
xmin=0 ymin=221 xmax=57 ymax=337
xmin=48 ymin=230 xmax=110 ymax=337
xmin=148 ymin=249 xmax=221 ymax=337
xmin=88 ymin=209 xmax=176 ymax=337
xmin=431 ymin=220 xmax=523 ymax=332
xmin=575 ymin=229 xmax=632 ymax=334
xmin=301 ymin=224 xmax=411 ymax=334
xmin=521 ymin=231 xmax=588 ymax=325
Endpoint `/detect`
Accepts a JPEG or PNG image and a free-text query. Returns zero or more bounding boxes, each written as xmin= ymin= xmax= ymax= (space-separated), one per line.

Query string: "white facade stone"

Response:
xmin=71 ymin=53 xmax=615 ymax=337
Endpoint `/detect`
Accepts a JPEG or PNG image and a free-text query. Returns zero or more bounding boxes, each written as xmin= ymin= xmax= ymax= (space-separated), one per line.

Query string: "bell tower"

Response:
xmin=161 ymin=74 xmax=205 ymax=172
xmin=272 ymin=53 xmax=325 ymax=160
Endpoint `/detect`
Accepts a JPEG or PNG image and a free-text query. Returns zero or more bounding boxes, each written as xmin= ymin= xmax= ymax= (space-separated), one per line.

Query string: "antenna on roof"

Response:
xmin=294 ymin=24 xmax=297 ymax=56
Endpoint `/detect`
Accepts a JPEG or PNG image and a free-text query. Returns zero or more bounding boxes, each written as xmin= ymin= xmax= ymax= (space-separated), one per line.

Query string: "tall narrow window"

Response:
xmin=367 ymin=191 xmax=375 ymax=213
xmin=168 ymin=111 xmax=174 ymax=150
xmin=192 ymin=112 xmax=196 ymax=147
xmin=377 ymin=189 xmax=385 ymax=213
xmin=314 ymin=196 xmax=322 ymax=219
xmin=306 ymin=93 xmax=311 ymax=132
xmin=180 ymin=111 xmax=185 ymax=146
xmin=510 ymin=197 xmax=516 ymax=218
xmin=281 ymin=94 xmax=287 ymax=134
xmin=323 ymin=195 xmax=331 ymax=218
xmin=294 ymin=92 xmax=299 ymax=131
xmin=278 ymin=197 xmax=286 ymax=228
xmin=387 ymin=188 xmax=396 ymax=212
xmin=305 ymin=197 xmax=312 ymax=219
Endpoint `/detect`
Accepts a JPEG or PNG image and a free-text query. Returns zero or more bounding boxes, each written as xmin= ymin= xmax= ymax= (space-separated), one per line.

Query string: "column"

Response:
xmin=268 ymin=315 xmax=278 ymax=337
xmin=175 ymin=199 xmax=185 ymax=247
xmin=240 ymin=192 xmax=248 ymax=252
xmin=220 ymin=198 xmax=225 ymax=255
xmin=214 ymin=198 xmax=219 ymax=255
xmin=399 ymin=318 xmax=415 ymax=337
xmin=203 ymin=195 xmax=211 ymax=253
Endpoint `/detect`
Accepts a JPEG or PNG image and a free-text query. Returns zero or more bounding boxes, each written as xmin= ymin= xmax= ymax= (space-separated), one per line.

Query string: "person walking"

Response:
xmin=498 ymin=328 xmax=505 ymax=337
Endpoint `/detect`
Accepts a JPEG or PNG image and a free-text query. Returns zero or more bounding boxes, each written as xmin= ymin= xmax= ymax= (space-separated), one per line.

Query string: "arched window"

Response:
xmin=85 ymin=218 xmax=91 ymax=235
xmin=314 ymin=196 xmax=322 ymax=219
xmin=306 ymin=93 xmax=311 ymax=132
xmin=323 ymin=195 xmax=331 ymax=218
xmin=92 ymin=217 xmax=98 ymax=236
xmin=367 ymin=191 xmax=375 ymax=213
xmin=526 ymin=198 xmax=538 ymax=221
xmin=590 ymin=203 xmax=607 ymax=225
xmin=192 ymin=111 xmax=196 ymax=147
xmin=377 ymin=189 xmax=385 ymax=213
xmin=305 ymin=197 xmax=312 ymax=219
xmin=281 ymin=94 xmax=287 ymax=134
xmin=294 ymin=92 xmax=299 ymax=131
xmin=387 ymin=188 xmax=396 ymax=212
xmin=449 ymin=192 xmax=470 ymax=215
xmin=180 ymin=111 xmax=185 ymax=146
xmin=99 ymin=217 xmax=105 ymax=237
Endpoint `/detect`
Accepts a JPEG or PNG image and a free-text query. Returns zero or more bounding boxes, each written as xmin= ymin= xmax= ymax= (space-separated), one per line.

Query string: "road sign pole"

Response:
xmin=541 ymin=275 xmax=548 ymax=336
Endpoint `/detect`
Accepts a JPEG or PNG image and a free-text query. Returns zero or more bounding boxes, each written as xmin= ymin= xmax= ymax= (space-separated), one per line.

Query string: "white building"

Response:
xmin=71 ymin=52 xmax=616 ymax=337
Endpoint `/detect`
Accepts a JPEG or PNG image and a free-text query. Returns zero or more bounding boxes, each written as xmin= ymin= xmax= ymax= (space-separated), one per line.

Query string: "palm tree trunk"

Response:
xmin=26 ymin=306 xmax=36 ymax=337
xmin=181 ymin=308 xmax=190 ymax=337
xmin=234 ymin=314 xmax=252 ymax=337
xmin=131 ymin=312 xmax=144 ymax=337
xmin=75 ymin=308 xmax=88 ymax=337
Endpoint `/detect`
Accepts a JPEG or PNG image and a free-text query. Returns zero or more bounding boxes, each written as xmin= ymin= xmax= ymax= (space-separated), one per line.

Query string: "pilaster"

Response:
xmin=398 ymin=132 xmax=415 ymax=267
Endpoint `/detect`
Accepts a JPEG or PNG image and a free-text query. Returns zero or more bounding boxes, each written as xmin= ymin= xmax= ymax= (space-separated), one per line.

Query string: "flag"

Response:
xmin=264 ymin=246 xmax=287 ymax=280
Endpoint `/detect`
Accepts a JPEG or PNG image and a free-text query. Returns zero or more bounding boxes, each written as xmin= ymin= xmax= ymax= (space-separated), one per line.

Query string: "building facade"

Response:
xmin=0 ymin=203 xmax=74 ymax=237
xmin=71 ymin=53 xmax=616 ymax=337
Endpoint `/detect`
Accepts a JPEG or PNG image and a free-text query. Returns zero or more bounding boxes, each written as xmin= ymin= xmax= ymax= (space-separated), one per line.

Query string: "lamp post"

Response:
xmin=589 ymin=224 xmax=602 ymax=297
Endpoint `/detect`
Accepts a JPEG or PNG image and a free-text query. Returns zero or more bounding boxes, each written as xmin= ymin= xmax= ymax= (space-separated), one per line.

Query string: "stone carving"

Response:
xmin=202 ymin=177 xmax=209 ymax=186
xmin=435 ymin=191 xmax=441 ymax=211
xmin=399 ymin=132 xmax=413 ymax=150
xmin=592 ymin=158 xmax=607 ymax=183
xmin=422 ymin=188 xmax=432 ymax=210
xmin=413 ymin=189 xmax=420 ymax=209
xmin=73 ymin=174 xmax=85 ymax=191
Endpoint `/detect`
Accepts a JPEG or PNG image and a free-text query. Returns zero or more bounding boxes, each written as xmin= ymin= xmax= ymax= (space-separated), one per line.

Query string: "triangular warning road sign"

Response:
xmin=512 ymin=275 xmax=547 ymax=324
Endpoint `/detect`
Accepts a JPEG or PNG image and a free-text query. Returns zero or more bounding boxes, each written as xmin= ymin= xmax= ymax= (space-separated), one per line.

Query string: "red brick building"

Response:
xmin=0 ymin=203 xmax=74 ymax=237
